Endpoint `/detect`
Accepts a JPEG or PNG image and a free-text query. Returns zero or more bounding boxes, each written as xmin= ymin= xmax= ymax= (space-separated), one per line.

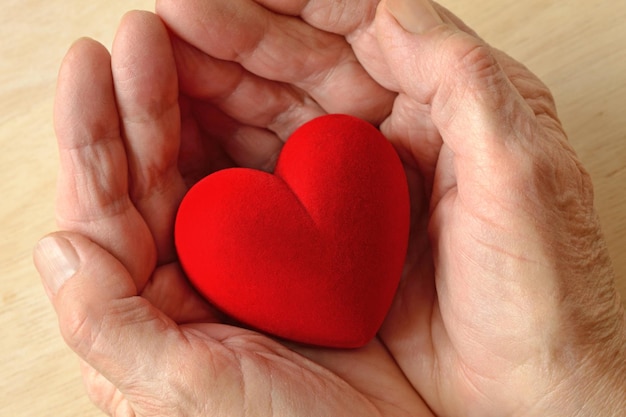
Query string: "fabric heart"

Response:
xmin=175 ymin=114 xmax=410 ymax=348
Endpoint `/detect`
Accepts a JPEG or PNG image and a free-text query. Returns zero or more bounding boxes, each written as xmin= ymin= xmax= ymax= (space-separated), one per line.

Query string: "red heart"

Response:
xmin=175 ymin=114 xmax=409 ymax=348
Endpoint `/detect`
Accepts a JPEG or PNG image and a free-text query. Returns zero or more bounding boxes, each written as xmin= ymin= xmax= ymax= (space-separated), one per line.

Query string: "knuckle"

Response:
xmin=455 ymin=41 xmax=500 ymax=82
xmin=432 ymin=29 xmax=512 ymax=127
xmin=438 ymin=30 xmax=502 ymax=91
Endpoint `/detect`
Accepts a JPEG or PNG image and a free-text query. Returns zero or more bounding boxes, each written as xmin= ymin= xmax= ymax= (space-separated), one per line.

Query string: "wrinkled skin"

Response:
xmin=34 ymin=1 xmax=626 ymax=416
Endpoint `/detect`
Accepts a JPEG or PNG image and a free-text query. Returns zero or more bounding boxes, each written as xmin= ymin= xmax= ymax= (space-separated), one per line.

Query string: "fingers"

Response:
xmin=53 ymin=37 xmax=156 ymax=287
xmin=251 ymin=0 xmax=380 ymax=39
xmin=111 ymin=11 xmax=187 ymax=263
xmin=156 ymin=0 xmax=394 ymax=124
xmin=53 ymin=39 xmax=127 ymax=223
xmin=170 ymin=34 xmax=325 ymax=142
xmin=33 ymin=232 xmax=181 ymax=395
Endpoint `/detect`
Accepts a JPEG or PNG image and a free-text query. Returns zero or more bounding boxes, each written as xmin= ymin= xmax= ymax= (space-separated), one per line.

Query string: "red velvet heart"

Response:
xmin=175 ymin=114 xmax=410 ymax=348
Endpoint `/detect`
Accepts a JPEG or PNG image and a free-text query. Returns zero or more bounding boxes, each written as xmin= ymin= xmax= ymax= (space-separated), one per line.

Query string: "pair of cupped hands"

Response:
xmin=34 ymin=0 xmax=626 ymax=416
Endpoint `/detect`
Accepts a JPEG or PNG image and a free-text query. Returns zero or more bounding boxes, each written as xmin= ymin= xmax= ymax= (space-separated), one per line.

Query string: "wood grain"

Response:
xmin=1 ymin=1 xmax=624 ymax=415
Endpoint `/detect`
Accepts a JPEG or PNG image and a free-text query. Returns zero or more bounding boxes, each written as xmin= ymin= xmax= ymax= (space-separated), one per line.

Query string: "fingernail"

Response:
xmin=386 ymin=0 xmax=443 ymax=34
xmin=34 ymin=236 xmax=80 ymax=296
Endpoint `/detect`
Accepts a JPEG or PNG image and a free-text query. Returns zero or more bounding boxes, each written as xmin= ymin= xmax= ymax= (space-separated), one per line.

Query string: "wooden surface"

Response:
xmin=1 ymin=1 xmax=625 ymax=415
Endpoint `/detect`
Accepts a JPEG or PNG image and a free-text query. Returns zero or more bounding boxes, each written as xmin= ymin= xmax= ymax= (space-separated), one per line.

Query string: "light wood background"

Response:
xmin=1 ymin=1 xmax=625 ymax=415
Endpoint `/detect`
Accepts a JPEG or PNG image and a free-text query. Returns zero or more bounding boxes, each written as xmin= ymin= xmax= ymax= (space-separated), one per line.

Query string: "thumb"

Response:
xmin=33 ymin=232 xmax=179 ymax=392
xmin=377 ymin=0 xmax=539 ymax=199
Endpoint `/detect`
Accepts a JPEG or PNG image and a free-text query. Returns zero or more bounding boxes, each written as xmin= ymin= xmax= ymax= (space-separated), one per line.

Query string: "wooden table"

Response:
xmin=1 ymin=1 xmax=625 ymax=415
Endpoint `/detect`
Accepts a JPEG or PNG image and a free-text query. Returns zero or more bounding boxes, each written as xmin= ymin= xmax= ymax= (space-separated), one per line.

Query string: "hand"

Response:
xmin=152 ymin=0 xmax=625 ymax=415
xmin=373 ymin=2 xmax=626 ymax=416
xmin=34 ymin=10 xmax=432 ymax=417
xmin=33 ymin=2 xmax=626 ymax=417
xmin=153 ymin=0 xmax=626 ymax=415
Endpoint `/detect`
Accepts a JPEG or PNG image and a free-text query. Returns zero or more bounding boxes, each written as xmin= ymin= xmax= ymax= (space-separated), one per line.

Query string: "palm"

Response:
xmin=160 ymin=327 xmax=429 ymax=416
